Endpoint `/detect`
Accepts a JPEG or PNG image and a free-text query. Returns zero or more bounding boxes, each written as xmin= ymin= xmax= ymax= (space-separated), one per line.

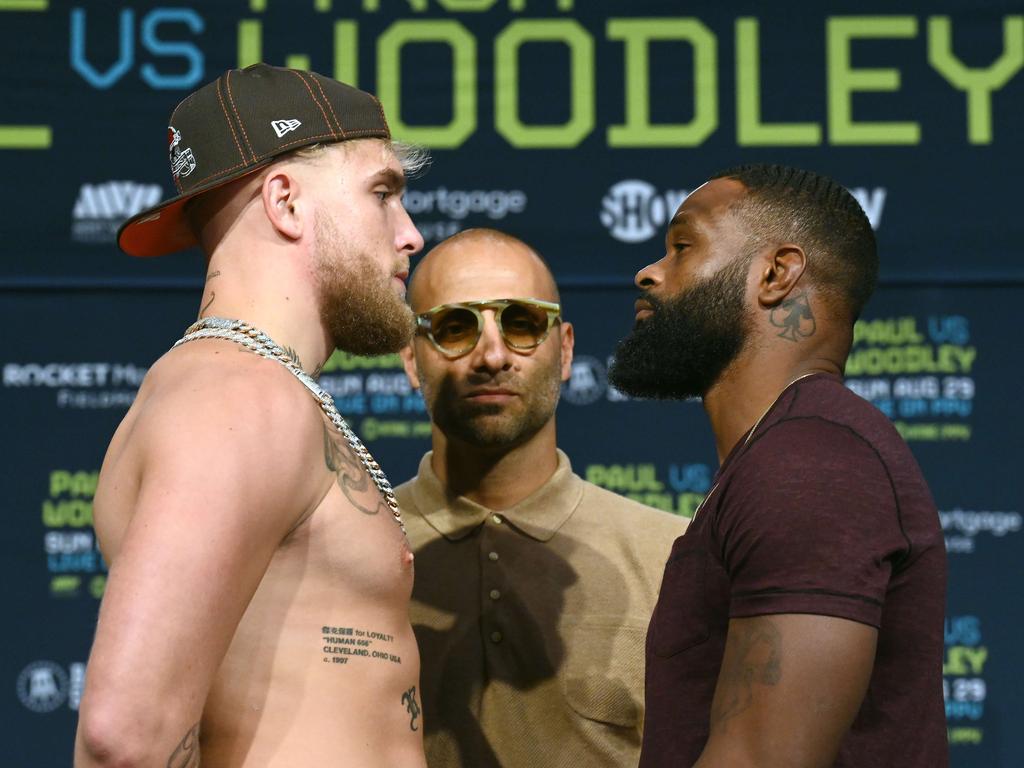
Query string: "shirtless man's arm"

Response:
xmin=75 ymin=360 xmax=325 ymax=767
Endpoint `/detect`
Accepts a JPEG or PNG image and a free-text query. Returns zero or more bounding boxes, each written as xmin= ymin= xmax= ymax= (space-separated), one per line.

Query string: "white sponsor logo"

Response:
xmin=600 ymin=180 xmax=888 ymax=243
xmin=272 ymin=118 xmax=302 ymax=138
xmin=71 ymin=181 xmax=163 ymax=244
xmin=404 ymin=187 xmax=527 ymax=221
xmin=3 ymin=363 xmax=146 ymax=388
xmin=941 ymin=509 xmax=1021 ymax=537
xmin=3 ymin=362 xmax=147 ymax=410
xmin=404 ymin=187 xmax=528 ymax=243
xmin=168 ymin=126 xmax=196 ymax=179
xmin=941 ymin=508 xmax=1021 ymax=554
xmin=848 ymin=187 xmax=887 ymax=229
xmin=561 ymin=356 xmax=608 ymax=406
xmin=17 ymin=661 xmax=69 ymax=713
xmin=600 ymin=180 xmax=688 ymax=243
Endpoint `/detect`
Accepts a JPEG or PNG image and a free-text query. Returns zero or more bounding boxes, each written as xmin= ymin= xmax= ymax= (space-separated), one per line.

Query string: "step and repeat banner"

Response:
xmin=1 ymin=1 xmax=1021 ymax=766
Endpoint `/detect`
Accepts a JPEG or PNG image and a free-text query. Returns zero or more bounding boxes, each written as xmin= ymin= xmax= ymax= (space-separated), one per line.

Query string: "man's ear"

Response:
xmin=262 ymin=168 xmax=304 ymax=241
xmin=400 ymin=344 xmax=421 ymax=390
xmin=757 ymin=244 xmax=807 ymax=308
xmin=558 ymin=321 xmax=575 ymax=382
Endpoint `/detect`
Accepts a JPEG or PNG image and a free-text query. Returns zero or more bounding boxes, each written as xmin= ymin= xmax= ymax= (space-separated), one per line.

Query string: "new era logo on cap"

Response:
xmin=118 ymin=64 xmax=392 ymax=258
xmin=272 ymin=119 xmax=302 ymax=138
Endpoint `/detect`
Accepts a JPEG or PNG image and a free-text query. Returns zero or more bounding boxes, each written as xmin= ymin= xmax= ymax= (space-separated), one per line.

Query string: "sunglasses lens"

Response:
xmin=500 ymin=302 xmax=551 ymax=348
xmin=430 ymin=307 xmax=480 ymax=355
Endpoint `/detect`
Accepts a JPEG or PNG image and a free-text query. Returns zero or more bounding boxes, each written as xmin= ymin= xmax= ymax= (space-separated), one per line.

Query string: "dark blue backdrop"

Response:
xmin=2 ymin=2 xmax=1021 ymax=765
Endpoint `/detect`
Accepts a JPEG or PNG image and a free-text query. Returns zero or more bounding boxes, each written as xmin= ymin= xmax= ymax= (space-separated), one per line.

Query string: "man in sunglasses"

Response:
xmin=609 ymin=165 xmax=946 ymax=767
xmin=396 ymin=228 xmax=687 ymax=768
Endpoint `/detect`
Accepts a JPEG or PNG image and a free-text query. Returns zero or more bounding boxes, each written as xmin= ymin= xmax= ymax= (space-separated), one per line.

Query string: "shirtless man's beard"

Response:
xmin=314 ymin=210 xmax=416 ymax=357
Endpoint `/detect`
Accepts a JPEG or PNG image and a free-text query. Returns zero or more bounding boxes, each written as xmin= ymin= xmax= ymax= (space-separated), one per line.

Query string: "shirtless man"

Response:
xmin=74 ymin=64 xmax=428 ymax=767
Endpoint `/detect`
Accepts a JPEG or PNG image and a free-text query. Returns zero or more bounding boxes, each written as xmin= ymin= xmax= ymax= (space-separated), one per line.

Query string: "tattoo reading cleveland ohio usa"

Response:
xmin=322 ymin=625 xmax=402 ymax=666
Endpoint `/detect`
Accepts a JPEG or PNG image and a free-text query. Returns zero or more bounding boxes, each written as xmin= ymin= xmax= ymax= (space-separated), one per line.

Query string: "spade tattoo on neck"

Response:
xmin=770 ymin=291 xmax=816 ymax=342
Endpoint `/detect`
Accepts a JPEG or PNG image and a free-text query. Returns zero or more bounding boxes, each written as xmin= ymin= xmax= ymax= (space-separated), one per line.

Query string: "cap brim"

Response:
xmin=117 ymin=160 xmax=276 ymax=258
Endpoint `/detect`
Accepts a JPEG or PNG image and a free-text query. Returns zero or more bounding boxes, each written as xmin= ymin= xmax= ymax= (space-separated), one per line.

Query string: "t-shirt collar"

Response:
xmin=406 ymin=449 xmax=584 ymax=542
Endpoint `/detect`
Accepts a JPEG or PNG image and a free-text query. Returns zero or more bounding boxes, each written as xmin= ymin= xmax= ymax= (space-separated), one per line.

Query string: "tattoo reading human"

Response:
xmin=322 ymin=626 xmax=403 ymax=665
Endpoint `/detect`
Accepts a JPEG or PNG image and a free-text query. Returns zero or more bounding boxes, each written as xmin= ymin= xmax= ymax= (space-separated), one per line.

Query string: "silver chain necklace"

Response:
xmin=173 ymin=316 xmax=405 ymax=533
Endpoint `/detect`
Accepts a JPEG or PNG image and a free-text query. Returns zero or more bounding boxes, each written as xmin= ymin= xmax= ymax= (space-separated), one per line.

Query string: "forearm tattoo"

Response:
xmin=710 ymin=619 xmax=782 ymax=729
xmin=166 ymin=722 xmax=200 ymax=768
xmin=322 ymin=424 xmax=388 ymax=516
xmin=770 ymin=290 xmax=816 ymax=342
xmin=402 ymin=686 xmax=421 ymax=731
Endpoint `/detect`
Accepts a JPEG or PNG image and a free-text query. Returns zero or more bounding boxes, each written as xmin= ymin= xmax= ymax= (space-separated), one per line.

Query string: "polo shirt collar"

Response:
xmin=406 ymin=449 xmax=584 ymax=542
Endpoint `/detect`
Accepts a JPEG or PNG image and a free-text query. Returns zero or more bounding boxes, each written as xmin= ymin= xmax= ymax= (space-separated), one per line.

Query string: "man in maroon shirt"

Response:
xmin=609 ymin=164 xmax=947 ymax=767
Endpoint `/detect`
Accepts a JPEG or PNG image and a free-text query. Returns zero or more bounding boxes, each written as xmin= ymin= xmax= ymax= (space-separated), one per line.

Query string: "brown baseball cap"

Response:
xmin=118 ymin=63 xmax=391 ymax=258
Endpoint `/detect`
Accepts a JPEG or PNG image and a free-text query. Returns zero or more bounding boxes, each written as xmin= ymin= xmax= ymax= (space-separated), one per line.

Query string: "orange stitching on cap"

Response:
xmin=308 ymin=72 xmax=346 ymax=137
xmin=180 ymin=126 xmax=388 ymax=191
xmin=286 ymin=69 xmax=336 ymax=141
xmin=192 ymin=132 xmax=338 ymax=187
xmin=369 ymin=95 xmax=390 ymax=138
xmin=216 ymin=79 xmax=247 ymax=166
xmin=252 ymin=131 xmax=347 ymax=158
xmin=225 ymin=70 xmax=255 ymax=162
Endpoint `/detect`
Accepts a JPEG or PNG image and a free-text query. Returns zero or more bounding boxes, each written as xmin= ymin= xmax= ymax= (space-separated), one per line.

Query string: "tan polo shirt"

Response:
xmin=396 ymin=450 xmax=687 ymax=768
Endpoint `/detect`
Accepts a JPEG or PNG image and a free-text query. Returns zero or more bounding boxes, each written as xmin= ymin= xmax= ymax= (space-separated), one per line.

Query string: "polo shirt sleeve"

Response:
xmin=714 ymin=417 xmax=910 ymax=628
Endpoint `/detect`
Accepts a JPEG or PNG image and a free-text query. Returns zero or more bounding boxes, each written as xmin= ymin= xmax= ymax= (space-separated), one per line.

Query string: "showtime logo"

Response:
xmin=72 ymin=181 xmax=163 ymax=244
xmin=599 ymin=180 xmax=688 ymax=244
xmin=601 ymin=179 xmax=887 ymax=244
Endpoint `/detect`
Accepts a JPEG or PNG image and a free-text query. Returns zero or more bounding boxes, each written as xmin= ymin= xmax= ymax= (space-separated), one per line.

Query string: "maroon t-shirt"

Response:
xmin=641 ymin=374 xmax=948 ymax=767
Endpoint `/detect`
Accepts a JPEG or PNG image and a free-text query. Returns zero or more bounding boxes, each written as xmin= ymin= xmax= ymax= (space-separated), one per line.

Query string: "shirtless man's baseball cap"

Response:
xmin=117 ymin=63 xmax=391 ymax=258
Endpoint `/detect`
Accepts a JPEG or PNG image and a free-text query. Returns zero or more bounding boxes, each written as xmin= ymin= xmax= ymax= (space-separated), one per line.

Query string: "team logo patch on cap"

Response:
xmin=168 ymin=126 xmax=196 ymax=179
xmin=272 ymin=119 xmax=302 ymax=138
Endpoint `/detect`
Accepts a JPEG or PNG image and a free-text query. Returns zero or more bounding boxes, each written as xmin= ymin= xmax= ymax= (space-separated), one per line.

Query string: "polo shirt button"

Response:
xmin=491 ymin=515 xmax=502 ymax=524
xmin=489 ymin=589 xmax=501 ymax=600
xmin=488 ymin=551 xmax=499 ymax=561
xmin=490 ymin=631 xmax=503 ymax=643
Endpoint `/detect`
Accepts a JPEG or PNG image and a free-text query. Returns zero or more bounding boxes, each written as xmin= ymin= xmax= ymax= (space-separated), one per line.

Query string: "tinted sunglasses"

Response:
xmin=416 ymin=298 xmax=562 ymax=358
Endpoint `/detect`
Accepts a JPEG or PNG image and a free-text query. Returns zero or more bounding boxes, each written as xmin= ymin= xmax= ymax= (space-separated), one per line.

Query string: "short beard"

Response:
xmin=421 ymin=367 xmax=562 ymax=450
xmin=314 ymin=211 xmax=415 ymax=356
xmin=608 ymin=255 xmax=752 ymax=400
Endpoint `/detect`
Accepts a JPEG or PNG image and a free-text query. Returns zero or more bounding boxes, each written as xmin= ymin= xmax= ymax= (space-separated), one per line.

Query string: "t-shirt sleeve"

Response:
xmin=715 ymin=417 xmax=910 ymax=628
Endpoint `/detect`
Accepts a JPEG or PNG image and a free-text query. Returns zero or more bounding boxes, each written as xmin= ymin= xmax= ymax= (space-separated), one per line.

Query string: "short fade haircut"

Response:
xmin=709 ymin=164 xmax=878 ymax=320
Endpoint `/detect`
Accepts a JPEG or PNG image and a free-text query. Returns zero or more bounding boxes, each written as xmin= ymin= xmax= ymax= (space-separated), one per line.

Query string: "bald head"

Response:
xmin=408 ymin=228 xmax=559 ymax=312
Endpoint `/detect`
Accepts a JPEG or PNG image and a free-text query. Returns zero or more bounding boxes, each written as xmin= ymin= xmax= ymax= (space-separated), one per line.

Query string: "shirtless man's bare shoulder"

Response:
xmin=75 ymin=63 xmax=426 ymax=768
